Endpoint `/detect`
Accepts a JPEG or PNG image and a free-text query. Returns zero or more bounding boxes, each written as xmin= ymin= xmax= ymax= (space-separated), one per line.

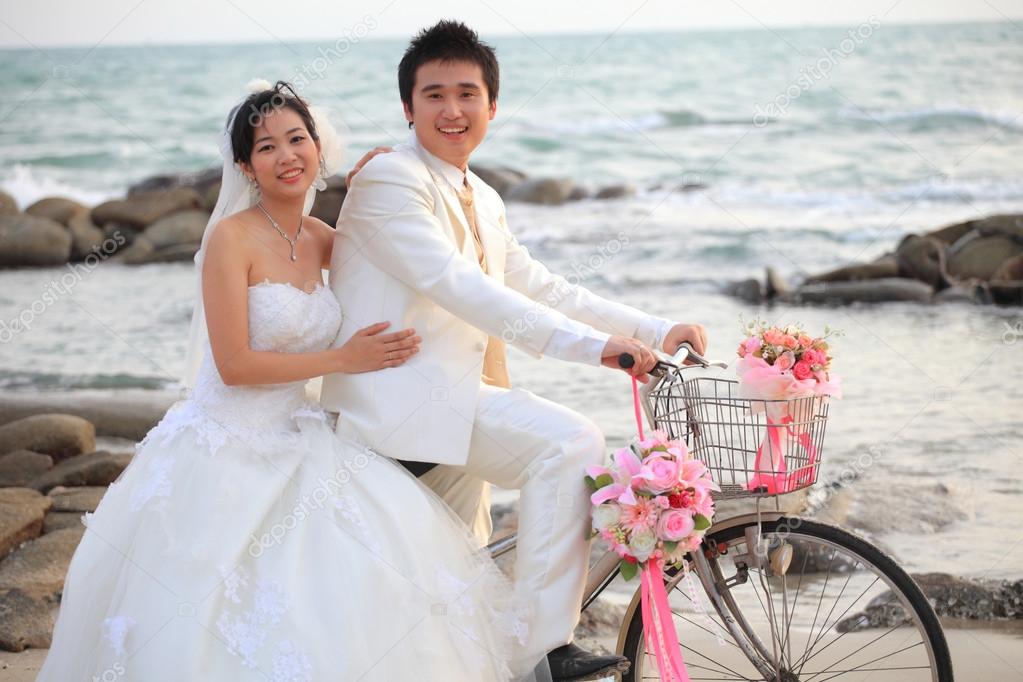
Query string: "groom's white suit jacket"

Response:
xmin=321 ymin=132 xmax=671 ymax=466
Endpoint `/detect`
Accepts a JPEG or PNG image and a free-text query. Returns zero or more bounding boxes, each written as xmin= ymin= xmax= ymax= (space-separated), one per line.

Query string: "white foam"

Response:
xmin=0 ymin=164 xmax=114 ymax=211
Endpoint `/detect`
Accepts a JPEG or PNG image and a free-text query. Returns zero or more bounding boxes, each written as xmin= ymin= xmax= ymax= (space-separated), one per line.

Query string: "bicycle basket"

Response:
xmin=642 ymin=366 xmax=830 ymax=499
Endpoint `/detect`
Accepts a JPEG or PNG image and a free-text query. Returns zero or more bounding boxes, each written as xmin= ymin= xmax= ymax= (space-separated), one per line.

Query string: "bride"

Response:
xmin=37 ymin=81 xmax=545 ymax=681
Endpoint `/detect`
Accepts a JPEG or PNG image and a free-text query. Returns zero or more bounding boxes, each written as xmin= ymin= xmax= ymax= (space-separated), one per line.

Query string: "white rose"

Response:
xmin=629 ymin=530 xmax=658 ymax=562
xmin=592 ymin=503 xmax=622 ymax=531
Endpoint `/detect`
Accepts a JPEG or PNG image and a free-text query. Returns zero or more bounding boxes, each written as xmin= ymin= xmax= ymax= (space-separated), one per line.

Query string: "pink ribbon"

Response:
xmin=630 ymin=377 xmax=691 ymax=681
xmin=641 ymin=561 xmax=691 ymax=681
xmin=747 ymin=415 xmax=818 ymax=494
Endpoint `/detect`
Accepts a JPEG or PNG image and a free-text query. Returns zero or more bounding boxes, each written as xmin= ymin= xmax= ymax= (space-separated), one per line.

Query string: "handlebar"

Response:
xmin=617 ymin=342 xmax=712 ymax=372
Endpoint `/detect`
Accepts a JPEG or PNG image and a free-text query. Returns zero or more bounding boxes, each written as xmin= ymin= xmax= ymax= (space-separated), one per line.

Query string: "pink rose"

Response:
xmin=656 ymin=508 xmax=696 ymax=542
xmin=743 ymin=336 xmax=762 ymax=355
xmin=763 ymin=329 xmax=784 ymax=346
xmin=798 ymin=334 xmax=813 ymax=348
xmin=782 ymin=335 xmax=798 ymax=349
xmin=775 ymin=351 xmax=796 ymax=371
xmin=641 ymin=454 xmax=682 ymax=494
xmin=792 ymin=360 xmax=813 ymax=380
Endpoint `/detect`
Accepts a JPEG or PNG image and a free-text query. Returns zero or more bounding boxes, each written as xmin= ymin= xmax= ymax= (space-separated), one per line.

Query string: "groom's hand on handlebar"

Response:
xmin=663 ymin=323 xmax=708 ymax=360
xmin=601 ymin=335 xmax=657 ymax=382
xmin=345 ymin=146 xmax=394 ymax=189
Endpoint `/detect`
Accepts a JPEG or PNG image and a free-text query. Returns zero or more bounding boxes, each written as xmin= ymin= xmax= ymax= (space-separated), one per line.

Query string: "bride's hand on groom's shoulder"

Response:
xmin=335 ymin=322 xmax=421 ymax=373
xmin=345 ymin=146 xmax=394 ymax=189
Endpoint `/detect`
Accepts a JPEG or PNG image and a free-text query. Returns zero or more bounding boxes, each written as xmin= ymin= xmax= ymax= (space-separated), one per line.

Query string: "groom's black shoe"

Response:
xmin=547 ymin=642 xmax=631 ymax=681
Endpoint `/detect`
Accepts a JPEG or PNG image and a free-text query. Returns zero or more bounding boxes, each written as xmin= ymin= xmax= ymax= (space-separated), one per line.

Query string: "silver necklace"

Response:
xmin=256 ymin=202 xmax=303 ymax=261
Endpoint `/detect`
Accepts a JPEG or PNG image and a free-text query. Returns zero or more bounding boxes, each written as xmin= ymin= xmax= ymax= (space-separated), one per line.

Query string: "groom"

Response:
xmin=322 ymin=20 xmax=707 ymax=680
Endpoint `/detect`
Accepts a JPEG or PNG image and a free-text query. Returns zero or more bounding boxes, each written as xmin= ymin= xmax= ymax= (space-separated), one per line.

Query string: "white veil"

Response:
xmin=182 ymin=79 xmax=344 ymax=388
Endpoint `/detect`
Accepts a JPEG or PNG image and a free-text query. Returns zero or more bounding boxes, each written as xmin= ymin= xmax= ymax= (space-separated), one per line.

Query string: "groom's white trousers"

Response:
xmin=419 ymin=384 xmax=604 ymax=657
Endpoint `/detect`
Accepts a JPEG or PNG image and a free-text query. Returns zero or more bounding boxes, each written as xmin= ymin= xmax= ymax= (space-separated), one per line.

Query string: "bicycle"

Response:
xmin=485 ymin=344 xmax=953 ymax=681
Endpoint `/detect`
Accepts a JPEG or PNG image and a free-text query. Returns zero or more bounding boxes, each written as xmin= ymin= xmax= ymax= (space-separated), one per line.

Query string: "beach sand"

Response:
xmin=4 ymin=623 xmax=1021 ymax=680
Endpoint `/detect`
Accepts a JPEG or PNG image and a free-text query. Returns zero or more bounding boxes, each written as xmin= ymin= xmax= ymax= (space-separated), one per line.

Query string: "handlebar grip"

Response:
xmin=618 ymin=353 xmax=635 ymax=369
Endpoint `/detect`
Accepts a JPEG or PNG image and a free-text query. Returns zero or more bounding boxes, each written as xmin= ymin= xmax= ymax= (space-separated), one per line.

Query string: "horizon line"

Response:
xmin=0 ymin=16 xmax=1017 ymax=52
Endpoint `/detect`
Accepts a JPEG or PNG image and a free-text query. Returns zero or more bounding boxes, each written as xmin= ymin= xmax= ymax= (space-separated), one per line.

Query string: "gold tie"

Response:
xmin=457 ymin=182 xmax=509 ymax=389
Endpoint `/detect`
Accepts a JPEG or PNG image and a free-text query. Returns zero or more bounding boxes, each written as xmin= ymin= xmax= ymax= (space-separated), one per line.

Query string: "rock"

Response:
xmin=964 ymin=213 xmax=1023 ymax=242
xmin=66 ymin=208 xmax=107 ymax=260
xmin=506 ymin=178 xmax=575 ymax=205
xmin=0 ymin=452 xmax=53 ymax=488
xmin=23 ymin=197 xmax=86 ymax=226
xmin=141 ymin=209 xmax=209 ymax=249
xmin=784 ymin=278 xmax=934 ymax=305
xmin=804 ymin=255 xmax=899 ymax=283
xmin=765 ymin=266 xmax=788 ymax=299
xmin=0 ymin=488 xmax=51 ymax=560
xmin=41 ymin=511 xmax=83 ymax=535
xmin=724 ymin=278 xmax=763 ymax=303
xmin=0 ymin=415 xmax=95 ymax=462
xmin=992 ymin=253 xmax=1023 ymax=282
xmin=923 ymin=219 xmax=981 ymax=245
xmin=116 ymin=235 xmax=154 ymax=264
xmin=0 ymin=527 xmax=85 ymax=600
xmin=837 ymin=573 xmax=1023 ymax=632
xmin=674 ymin=182 xmax=708 ymax=193
xmin=990 ymin=281 xmax=1023 ymax=305
xmin=0 ymin=214 xmax=72 ymax=268
xmin=310 ymin=187 xmax=347 ymax=225
xmin=29 ymin=451 xmax=130 ymax=493
xmin=947 ymin=234 xmax=1023 ymax=281
xmin=895 ymin=235 xmax=948 ymax=288
xmin=91 ymin=187 xmax=203 ymax=229
xmin=128 ymin=167 xmax=221 ymax=203
xmin=574 ymin=598 xmax=626 ymax=646
xmin=567 ymin=185 xmax=591 ymax=201
xmin=0 ymin=190 xmax=18 ymax=216
xmin=470 ymin=165 xmax=527 ymax=197
xmin=46 ymin=486 xmax=106 ymax=513
xmin=594 ymin=184 xmax=636 ymax=200
xmin=0 ymin=589 xmax=53 ymax=651
xmin=933 ymin=282 xmax=989 ymax=304
xmin=146 ymin=243 xmax=199 ymax=263
xmin=0 ymin=389 xmax=175 ymax=441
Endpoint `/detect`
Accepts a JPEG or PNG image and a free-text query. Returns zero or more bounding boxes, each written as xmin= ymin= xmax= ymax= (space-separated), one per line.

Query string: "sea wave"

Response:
xmin=0 ymin=370 xmax=173 ymax=391
xmin=0 ymin=164 xmax=114 ymax=211
xmin=541 ymin=108 xmax=750 ymax=136
xmin=842 ymin=105 xmax=1023 ymax=133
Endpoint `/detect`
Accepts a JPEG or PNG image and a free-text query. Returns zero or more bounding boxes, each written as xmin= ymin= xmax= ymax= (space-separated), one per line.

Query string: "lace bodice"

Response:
xmin=155 ymin=281 xmax=343 ymax=455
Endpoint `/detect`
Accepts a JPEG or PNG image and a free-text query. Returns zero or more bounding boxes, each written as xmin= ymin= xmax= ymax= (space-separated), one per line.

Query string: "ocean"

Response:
xmin=1 ymin=21 xmax=1021 ymax=580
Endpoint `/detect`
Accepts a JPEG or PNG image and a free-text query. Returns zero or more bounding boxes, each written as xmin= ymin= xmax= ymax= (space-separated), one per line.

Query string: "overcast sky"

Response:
xmin=1 ymin=0 xmax=1021 ymax=49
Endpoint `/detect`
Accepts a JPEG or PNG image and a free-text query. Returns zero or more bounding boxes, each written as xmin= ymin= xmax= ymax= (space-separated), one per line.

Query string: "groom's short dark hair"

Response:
xmin=398 ymin=20 xmax=500 ymax=111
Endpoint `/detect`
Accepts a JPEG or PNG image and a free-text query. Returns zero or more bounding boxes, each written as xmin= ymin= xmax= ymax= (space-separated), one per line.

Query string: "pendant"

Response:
xmin=290 ymin=249 xmax=297 ymax=261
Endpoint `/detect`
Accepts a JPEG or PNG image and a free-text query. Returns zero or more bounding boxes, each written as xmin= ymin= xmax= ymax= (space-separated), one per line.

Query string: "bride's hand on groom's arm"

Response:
xmin=335 ymin=322 xmax=421 ymax=373
xmin=345 ymin=147 xmax=394 ymax=189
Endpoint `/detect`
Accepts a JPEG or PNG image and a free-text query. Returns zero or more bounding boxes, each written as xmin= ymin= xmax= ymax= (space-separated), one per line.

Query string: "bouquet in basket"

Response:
xmin=736 ymin=320 xmax=841 ymax=493
xmin=586 ymin=431 xmax=719 ymax=682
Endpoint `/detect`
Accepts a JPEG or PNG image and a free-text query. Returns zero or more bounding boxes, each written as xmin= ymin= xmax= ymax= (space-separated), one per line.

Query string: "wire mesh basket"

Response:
xmin=642 ymin=366 xmax=830 ymax=500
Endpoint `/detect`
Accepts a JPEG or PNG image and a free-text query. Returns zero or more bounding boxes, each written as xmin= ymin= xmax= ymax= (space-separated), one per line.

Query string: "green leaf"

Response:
xmin=594 ymin=473 xmax=614 ymax=489
xmin=619 ymin=560 xmax=638 ymax=582
xmin=584 ymin=475 xmax=597 ymax=490
xmin=663 ymin=541 xmax=678 ymax=553
xmin=693 ymin=514 xmax=712 ymax=531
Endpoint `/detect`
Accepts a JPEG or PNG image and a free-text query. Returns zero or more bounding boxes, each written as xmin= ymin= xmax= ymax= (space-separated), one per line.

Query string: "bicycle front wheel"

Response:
xmin=621 ymin=518 xmax=953 ymax=681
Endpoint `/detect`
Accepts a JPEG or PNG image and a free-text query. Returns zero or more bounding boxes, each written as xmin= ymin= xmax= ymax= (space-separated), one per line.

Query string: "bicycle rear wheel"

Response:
xmin=621 ymin=518 xmax=953 ymax=681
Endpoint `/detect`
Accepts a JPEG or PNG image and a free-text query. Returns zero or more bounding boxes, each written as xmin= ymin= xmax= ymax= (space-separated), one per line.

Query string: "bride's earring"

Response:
xmin=247 ymin=175 xmax=260 ymax=196
xmin=313 ymin=154 xmax=328 ymax=191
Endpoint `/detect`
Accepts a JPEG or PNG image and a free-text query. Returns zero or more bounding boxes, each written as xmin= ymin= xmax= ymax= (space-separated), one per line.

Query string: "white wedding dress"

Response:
xmin=38 ymin=281 xmax=534 ymax=681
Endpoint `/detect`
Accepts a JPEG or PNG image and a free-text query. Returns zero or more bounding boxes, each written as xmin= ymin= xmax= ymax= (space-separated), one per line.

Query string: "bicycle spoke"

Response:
xmin=809 ymin=641 xmax=929 ymax=682
xmin=795 ymin=573 xmax=884 ymax=673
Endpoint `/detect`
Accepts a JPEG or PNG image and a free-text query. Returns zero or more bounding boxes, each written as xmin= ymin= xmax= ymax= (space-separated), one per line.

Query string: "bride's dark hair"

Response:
xmin=230 ymin=80 xmax=320 ymax=165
